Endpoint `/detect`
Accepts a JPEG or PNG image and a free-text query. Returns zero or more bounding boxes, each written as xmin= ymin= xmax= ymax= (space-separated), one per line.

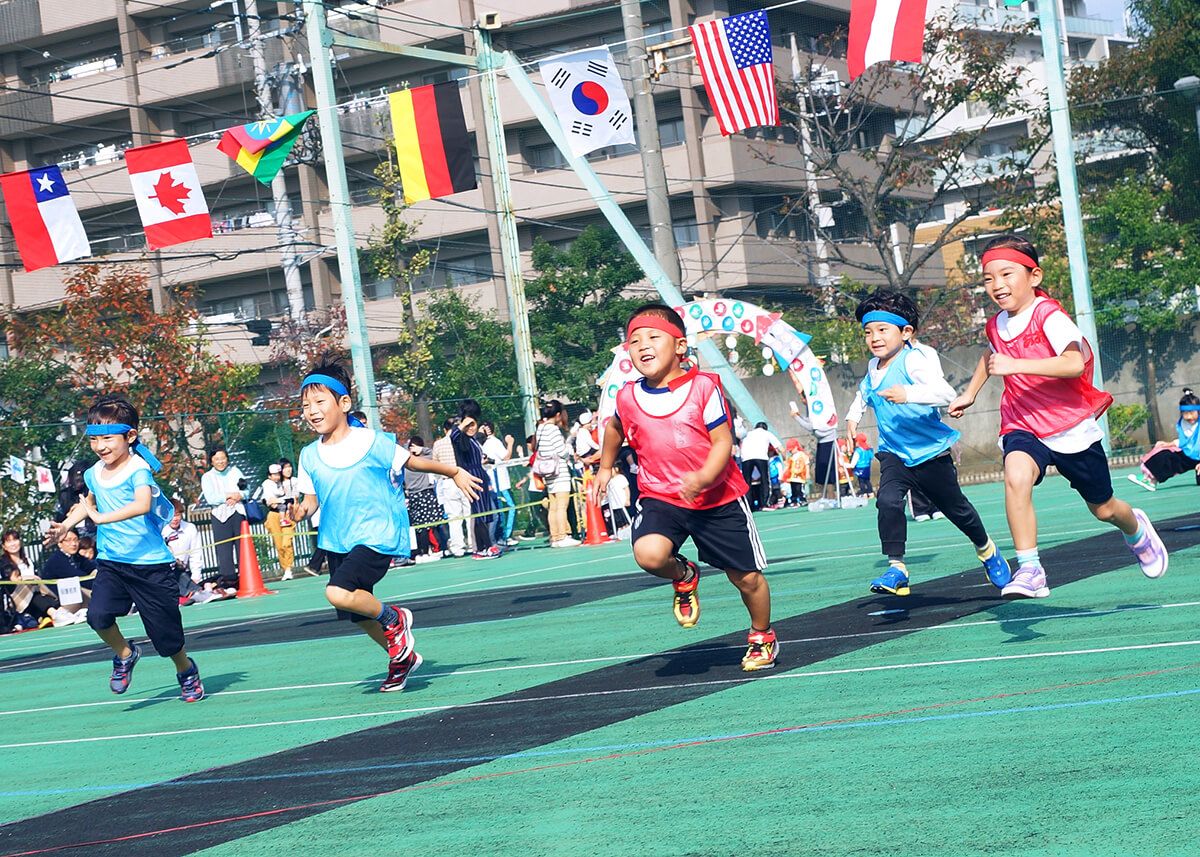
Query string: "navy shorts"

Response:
xmin=325 ymin=546 xmax=392 ymax=622
xmin=631 ymin=496 xmax=767 ymax=572
xmin=87 ymin=560 xmax=185 ymax=657
xmin=1002 ymin=430 xmax=1114 ymax=505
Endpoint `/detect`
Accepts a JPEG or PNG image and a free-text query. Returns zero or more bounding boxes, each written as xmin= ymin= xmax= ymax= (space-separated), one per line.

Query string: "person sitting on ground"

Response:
xmin=1 ymin=530 xmax=59 ymax=629
xmin=1129 ymin=388 xmax=1200 ymax=491
xmin=41 ymin=528 xmax=93 ymax=624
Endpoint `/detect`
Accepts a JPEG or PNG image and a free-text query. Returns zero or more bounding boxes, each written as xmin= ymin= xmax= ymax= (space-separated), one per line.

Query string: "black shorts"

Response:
xmin=813 ymin=440 xmax=837 ymax=486
xmin=1002 ymin=430 xmax=1114 ymax=505
xmin=87 ymin=560 xmax=185 ymax=657
xmin=326 ymin=546 xmax=393 ymax=622
xmin=631 ymin=496 xmax=766 ymax=572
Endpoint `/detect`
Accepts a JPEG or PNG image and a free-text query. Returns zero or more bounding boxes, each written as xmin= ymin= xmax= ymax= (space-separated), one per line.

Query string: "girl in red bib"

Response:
xmin=950 ymin=235 xmax=1168 ymax=598
xmin=592 ymin=304 xmax=777 ymax=671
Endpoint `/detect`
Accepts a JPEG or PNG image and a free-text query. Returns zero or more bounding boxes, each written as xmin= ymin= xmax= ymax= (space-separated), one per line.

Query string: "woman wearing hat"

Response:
xmin=261 ymin=459 xmax=297 ymax=580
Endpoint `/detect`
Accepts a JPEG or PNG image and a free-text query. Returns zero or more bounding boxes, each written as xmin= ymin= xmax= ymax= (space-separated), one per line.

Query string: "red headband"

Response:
xmin=626 ymin=315 xmax=684 ymax=341
xmin=981 ymin=247 xmax=1039 ymax=270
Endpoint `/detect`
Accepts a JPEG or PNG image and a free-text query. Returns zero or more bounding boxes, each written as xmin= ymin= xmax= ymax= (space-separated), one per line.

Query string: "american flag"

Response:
xmin=688 ymin=10 xmax=779 ymax=136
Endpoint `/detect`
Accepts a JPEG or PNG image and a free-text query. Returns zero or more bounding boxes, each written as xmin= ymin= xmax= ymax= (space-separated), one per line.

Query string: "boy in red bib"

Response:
xmin=950 ymin=235 xmax=1168 ymax=598
xmin=592 ymin=304 xmax=777 ymax=671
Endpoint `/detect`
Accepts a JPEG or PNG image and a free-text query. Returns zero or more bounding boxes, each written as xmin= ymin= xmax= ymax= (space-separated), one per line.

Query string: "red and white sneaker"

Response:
xmin=741 ymin=628 xmax=780 ymax=672
xmin=380 ymin=650 xmax=423 ymax=693
xmin=381 ymin=607 xmax=415 ymax=662
xmin=672 ymin=559 xmax=701 ymax=628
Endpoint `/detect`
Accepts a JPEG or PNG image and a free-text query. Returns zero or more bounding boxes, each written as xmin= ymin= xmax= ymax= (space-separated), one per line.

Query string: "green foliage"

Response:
xmin=526 ymin=227 xmax=644 ymax=401
xmin=1108 ymin=403 xmax=1150 ymax=451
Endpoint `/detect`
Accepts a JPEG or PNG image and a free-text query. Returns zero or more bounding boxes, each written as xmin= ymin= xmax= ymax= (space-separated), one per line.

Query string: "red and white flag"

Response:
xmin=125 ymin=139 xmax=211 ymax=249
xmin=688 ymin=10 xmax=779 ymax=137
xmin=848 ymin=0 xmax=929 ymax=80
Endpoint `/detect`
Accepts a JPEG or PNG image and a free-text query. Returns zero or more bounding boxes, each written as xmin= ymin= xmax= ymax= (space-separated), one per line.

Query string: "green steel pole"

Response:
xmin=301 ymin=0 xmax=380 ymax=427
xmin=1038 ymin=0 xmax=1110 ymax=449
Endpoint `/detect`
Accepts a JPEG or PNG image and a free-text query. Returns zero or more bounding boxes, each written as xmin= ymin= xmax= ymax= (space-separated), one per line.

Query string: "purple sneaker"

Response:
xmin=109 ymin=642 xmax=141 ymax=694
xmin=1001 ymin=564 xmax=1050 ymax=599
xmin=1129 ymin=509 xmax=1168 ymax=579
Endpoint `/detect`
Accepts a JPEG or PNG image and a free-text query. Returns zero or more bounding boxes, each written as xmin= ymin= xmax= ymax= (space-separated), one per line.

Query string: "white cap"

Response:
xmin=268 ymin=464 xmax=282 ymax=474
xmin=578 ymin=410 xmax=594 ymax=425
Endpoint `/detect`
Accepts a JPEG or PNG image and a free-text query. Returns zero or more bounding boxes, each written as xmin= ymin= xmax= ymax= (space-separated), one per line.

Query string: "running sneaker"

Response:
xmin=381 ymin=607 xmax=415 ymax=662
xmin=1127 ymin=473 xmax=1157 ymax=492
xmin=1001 ymin=564 xmax=1050 ymax=599
xmin=1128 ymin=508 xmax=1168 ymax=579
xmin=869 ymin=566 xmax=910 ymax=596
xmin=380 ymin=650 xmax=423 ymax=692
xmin=177 ymin=658 xmax=205 ymax=703
xmin=672 ymin=558 xmax=701 ymax=628
xmin=472 ymin=545 xmax=502 ymax=560
xmin=741 ymin=628 xmax=780 ymax=672
xmin=109 ymin=641 xmax=141 ymax=694
xmin=980 ymin=550 xmax=1013 ymax=589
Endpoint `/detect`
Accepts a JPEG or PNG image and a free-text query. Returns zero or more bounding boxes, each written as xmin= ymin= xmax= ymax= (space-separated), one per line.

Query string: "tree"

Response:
xmin=526 ymin=226 xmax=644 ymax=402
xmin=8 ymin=265 xmax=255 ymax=498
xmin=266 ymin=304 xmax=348 ymax=387
xmin=769 ymin=8 xmax=1046 ymax=310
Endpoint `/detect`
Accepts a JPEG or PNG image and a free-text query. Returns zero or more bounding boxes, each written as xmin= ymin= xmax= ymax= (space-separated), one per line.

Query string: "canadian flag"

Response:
xmin=125 ymin=139 xmax=212 ymax=249
xmin=847 ymin=0 xmax=929 ymax=80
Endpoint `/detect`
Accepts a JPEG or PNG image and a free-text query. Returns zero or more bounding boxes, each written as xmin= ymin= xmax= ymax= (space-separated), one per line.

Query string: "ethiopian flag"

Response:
xmin=217 ymin=110 xmax=315 ymax=185
xmin=389 ymin=82 xmax=476 ymax=205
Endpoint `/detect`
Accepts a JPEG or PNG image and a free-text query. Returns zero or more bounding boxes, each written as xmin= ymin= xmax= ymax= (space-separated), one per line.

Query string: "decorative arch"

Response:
xmin=596 ymin=298 xmax=839 ymax=433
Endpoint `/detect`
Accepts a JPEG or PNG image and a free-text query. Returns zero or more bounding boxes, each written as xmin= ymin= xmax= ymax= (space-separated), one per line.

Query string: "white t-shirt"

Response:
xmin=607 ymin=472 xmax=630 ymax=509
xmin=845 ymin=342 xmax=958 ymax=424
xmin=741 ymin=426 xmax=784 ymax=461
xmin=295 ymin=427 xmax=410 ymax=495
xmin=480 ymin=435 xmax=512 ymax=492
xmin=991 ymin=297 xmax=1104 ymax=454
xmin=573 ymin=426 xmax=601 ymax=459
xmin=621 ymin=377 xmax=727 ymax=425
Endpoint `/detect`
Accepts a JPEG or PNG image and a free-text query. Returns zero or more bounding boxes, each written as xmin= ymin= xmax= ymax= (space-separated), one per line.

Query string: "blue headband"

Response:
xmin=1181 ymin=405 xmax=1200 ymax=412
xmin=301 ymin=374 xmax=366 ymax=428
xmin=861 ymin=311 xmax=912 ymax=329
xmin=85 ymin=423 xmax=163 ymax=472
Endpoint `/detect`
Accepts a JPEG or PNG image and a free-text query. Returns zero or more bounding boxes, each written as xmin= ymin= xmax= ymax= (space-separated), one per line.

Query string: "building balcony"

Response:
xmin=0 ymin=0 xmax=118 ymax=46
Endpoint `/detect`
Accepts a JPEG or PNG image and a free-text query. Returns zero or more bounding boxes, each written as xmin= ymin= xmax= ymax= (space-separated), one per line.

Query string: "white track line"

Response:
xmin=3 ymin=637 xmax=1198 ymax=748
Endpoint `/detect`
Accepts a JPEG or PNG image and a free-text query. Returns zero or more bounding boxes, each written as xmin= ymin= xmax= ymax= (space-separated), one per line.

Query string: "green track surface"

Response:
xmin=3 ymin=469 xmax=1198 ymax=855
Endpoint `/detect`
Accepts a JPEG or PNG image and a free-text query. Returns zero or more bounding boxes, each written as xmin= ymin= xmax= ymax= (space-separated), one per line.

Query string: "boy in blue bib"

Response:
xmin=847 ymin=292 xmax=1010 ymax=596
xmin=46 ymin=395 xmax=204 ymax=702
xmin=291 ymin=362 xmax=482 ymax=692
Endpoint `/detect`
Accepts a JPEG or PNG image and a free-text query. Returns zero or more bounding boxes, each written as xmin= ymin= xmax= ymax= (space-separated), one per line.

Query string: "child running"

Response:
xmin=949 ymin=234 xmax=1168 ymax=597
xmin=592 ymin=304 xmax=777 ymax=671
xmin=45 ymin=395 xmax=205 ymax=702
xmin=1129 ymin=389 xmax=1200 ymax=491
xmin=291 ymin=362 xmax=482 ymax=691
xmin=847 ymin=291 xmax=1011 ymax=596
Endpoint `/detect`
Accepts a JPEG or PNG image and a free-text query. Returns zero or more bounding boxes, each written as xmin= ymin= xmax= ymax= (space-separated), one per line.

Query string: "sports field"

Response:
xmin=1 ymin=468 xmax=1197 ymax=856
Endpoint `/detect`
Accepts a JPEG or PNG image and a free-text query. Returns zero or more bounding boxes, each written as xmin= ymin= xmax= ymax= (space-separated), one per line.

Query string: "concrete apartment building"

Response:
xmin=0 ymin=0 xmax=898 ymax=377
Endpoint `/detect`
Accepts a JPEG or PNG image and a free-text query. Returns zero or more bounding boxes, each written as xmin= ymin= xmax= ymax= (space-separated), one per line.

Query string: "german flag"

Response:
xmin=389 ymin=82 xmax=477 ymax=205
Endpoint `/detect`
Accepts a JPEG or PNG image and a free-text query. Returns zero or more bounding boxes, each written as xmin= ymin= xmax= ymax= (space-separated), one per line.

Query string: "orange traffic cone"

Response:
xmin=582 ymin=480 xmax=613 ymax=546
xmin=236 ymin=520 xmax=276 ymax=597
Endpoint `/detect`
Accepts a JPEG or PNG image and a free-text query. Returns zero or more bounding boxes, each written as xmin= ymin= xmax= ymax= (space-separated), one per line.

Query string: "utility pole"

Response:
xmin=1040 ymin=0 xmax=1109 ymax=449
xmin=788 ymin=34 xmax=832 ymax=304
xmin=620 ymin=0 xmax=680 ymax=286
xmin=301 ymin=0 xmax=380 ymax=426
xmin=244 ymin=0 xmax=305 ymax=322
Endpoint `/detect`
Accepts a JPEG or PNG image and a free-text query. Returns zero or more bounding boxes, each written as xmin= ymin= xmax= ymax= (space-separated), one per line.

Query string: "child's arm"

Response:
xmin=44 ymin=498 xmax=93 ymax=547
xmin=290 ymin=493 xmax=319 ymax=523
xmin=986 ymin=343 xmax=1085 ymax=380
xmin=948 ymin=352 xmax=991 ymax=418
xmin=680 ymin=421 xmax=734 ymax=503
xmin=591 ymin=417 xmax=626 ymax=504
xmin=86 ymin=485 xmax=153 ymax=526
xmin=407 ymin=454 xmax=483 ymax=500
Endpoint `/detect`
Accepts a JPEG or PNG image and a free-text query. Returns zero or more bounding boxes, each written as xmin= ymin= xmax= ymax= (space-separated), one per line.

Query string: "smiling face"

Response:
xmin=210 ymin=449 xmax=229 ymax=471
xmin=3 ymin=533 xmax=20 ymax=556
xmin=301 ymin=385 xmax=351 ymax=437
xmin=862 ymin=321 xmax=911 ymax=364
xmin=88 ymin=425 xmax=136 ymax=468
xmin=59 ymin=530 xmax=80 ymax=555
xmin=984 ymin=259 xmax=1042 ymax=314
xmin=1184 ymin=410 xmax=1199 ymax=425
xmin=627 ymin=325 xmax=688 ymax=385
xmin=282 ymin=462 xmax=293 ymax=478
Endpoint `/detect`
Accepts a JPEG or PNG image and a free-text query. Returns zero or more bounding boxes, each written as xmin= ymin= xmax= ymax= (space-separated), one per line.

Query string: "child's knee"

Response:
xmin=726 ymin=569 xmax=765 ymax=591
xmin=1089 ymin=497 xmax=1120 ymax=523
xmin=1004 ymin=457 xmax=1038 ymax=493
xmin=875 ymin=481 xmax=906 ymax=511
xmin=86 ymin=611 xmax=115 ymax=634
xmin=632 ymin=540 xmax=673 ymax=572
xmin=325 ymin=585 xmax=353 ymax=609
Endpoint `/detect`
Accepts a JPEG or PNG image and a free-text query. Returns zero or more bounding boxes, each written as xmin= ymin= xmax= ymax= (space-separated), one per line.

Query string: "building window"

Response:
xmin=673 ymin=216 xmax=699 ymax=248
xmin=526 ymin=142 xmax=568 ymax=171
xmin=658 ymin=117 xmax=686 ymax=147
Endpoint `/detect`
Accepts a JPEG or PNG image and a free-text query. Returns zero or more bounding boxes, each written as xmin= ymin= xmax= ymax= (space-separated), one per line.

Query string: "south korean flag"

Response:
xmin=538 ymin=47 xmax=635 ymax=158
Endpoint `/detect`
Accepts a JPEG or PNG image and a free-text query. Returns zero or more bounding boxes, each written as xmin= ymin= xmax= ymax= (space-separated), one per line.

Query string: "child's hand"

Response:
xmin=948 ymin=394 xmax=975 ymax=419
xmin=679 ymin=471 xmax=708 ymax=504
xmin=43 ymin=520 xmax=66 ymax=548
xmin=590 ymin=467 xmax=612 ymax=506
xmin=986 ymin=353 xmax=1019 ymax=376
xmin=453 ymin=468 xmax=484 ymax=501
xmin=880 ymin=385 xmax=907 ymax=404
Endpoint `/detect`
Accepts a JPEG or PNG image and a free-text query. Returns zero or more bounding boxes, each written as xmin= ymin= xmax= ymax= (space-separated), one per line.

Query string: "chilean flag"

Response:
xmin=0 ymin=166 xmax=91 ymax=272
xmin=125 ymin=139 xmax=212 ymax=250
xmin=848 ymin=0 xmax=929 ymax=80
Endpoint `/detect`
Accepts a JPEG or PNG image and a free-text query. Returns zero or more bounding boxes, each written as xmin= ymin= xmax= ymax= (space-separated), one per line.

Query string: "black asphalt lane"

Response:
xmin=2 ymin=517 xmax=1196 ymax=857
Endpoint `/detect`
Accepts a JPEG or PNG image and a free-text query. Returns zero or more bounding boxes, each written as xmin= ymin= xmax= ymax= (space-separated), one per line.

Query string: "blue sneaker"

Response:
xmin=981 ymin=551 xmax=1012 ymax=588
xmin=869 ymin=566 xmax=910 ymax=596
xmin=109 ymin=642 xmax=141 ymax=694
xmin=177 ymin=658 xmax=205 ymax=703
